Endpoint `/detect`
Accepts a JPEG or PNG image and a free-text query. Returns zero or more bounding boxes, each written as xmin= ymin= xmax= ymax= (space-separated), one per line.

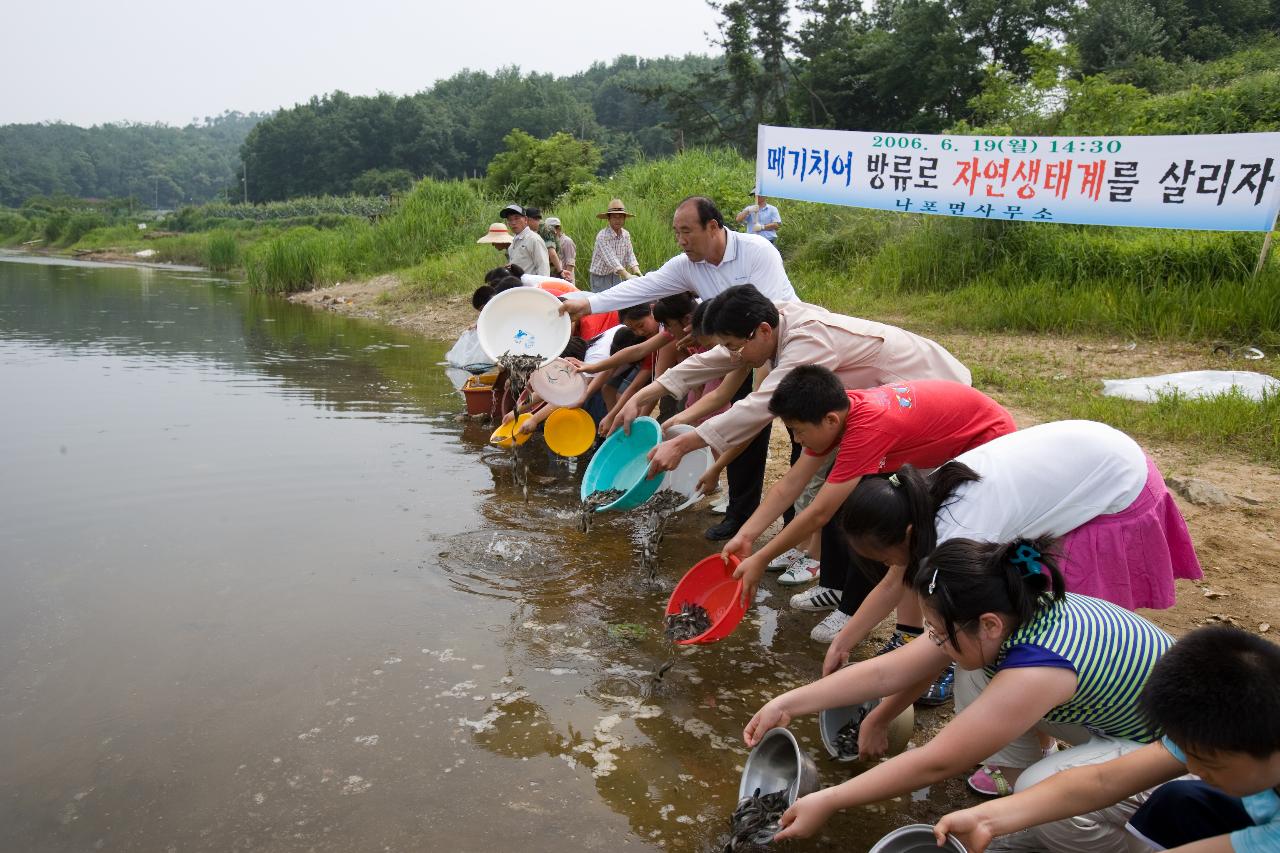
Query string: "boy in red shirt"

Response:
xmin=722 ymin=365 xmax=1016 ymax=654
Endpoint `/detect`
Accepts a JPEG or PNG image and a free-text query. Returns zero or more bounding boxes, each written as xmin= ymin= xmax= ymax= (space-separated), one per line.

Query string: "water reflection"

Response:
xmin=0 ymin=256 xmax=940 ymax=853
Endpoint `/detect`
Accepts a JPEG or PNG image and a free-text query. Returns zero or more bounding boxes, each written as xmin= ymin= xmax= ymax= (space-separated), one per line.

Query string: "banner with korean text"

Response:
xmin=755 ymin=125 xmax=1280 ymax=231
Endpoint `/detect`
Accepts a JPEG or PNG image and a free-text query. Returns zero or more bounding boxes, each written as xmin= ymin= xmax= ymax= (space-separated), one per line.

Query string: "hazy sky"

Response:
xmin=3 ymin=1 xmax=722 ymax=127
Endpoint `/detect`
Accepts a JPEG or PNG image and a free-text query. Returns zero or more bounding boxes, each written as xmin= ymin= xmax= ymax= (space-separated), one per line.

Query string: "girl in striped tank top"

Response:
xmin=744 ymin=536 xmax=1173 ymax=851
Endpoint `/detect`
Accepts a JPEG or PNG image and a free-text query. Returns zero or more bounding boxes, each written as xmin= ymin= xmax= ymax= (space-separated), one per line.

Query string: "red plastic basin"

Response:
xmin=665 ymin=555 xmax=748 ymax=645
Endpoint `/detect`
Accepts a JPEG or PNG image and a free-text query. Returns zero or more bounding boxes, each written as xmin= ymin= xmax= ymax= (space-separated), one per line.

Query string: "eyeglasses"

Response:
xmin=722 ymin=329 xmax=758 ymax=354
xmin=923 ymin=621 xmax=948 ymax=647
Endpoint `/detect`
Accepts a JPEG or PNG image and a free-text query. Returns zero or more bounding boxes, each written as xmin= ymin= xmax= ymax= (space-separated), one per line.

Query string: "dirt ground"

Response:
xmin=292 ymin=275 xmax=1280 ymax=641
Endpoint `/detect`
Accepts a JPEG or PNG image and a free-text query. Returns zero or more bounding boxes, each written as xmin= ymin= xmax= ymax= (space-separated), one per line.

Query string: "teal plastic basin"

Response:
xmin=580 ymin=417 xmax=667 ymax=511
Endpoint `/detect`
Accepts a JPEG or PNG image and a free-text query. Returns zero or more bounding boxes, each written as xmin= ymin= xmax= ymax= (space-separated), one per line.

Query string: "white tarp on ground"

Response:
xmin=1102 ymin=370 xmax=1279 ymax=402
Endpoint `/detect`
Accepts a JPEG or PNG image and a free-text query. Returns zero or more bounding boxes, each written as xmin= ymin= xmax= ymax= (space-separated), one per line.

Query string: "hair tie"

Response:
xmin=888 ymin=473 xmax=901 ymax=488
xmin=1010 ymin=543 xmax=1043 ymax=579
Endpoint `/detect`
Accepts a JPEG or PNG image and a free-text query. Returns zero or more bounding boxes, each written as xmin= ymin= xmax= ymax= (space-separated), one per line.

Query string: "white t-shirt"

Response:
xmin=584 ymin=325 xmax=622 ymax=364
xmin=585 ymin=229 xmax=797 ymax=314
xmin=934 ymin=420 xmax=1148 ymax=544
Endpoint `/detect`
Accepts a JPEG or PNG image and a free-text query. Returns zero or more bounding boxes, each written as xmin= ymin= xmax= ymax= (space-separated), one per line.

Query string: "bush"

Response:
xmin=206 ymin=230 xmax=239 ymax=271
xmin=61 ymin=211 xmax=108 ymax=245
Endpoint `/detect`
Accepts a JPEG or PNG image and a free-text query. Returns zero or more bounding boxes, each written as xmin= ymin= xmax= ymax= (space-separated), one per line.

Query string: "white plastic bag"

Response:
xmin=445 ymin=329 xmax=493 ymax=370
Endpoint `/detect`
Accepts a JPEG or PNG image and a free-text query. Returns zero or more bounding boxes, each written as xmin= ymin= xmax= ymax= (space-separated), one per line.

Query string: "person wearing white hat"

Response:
xmin=545 ymin=217 xmax=576 ymax=284
xmin=476 ymin=222 xmax=514 ymax=255
xmin=500 ymin=203 xmax=550 ymax=276
xmin=736 ymin=187 xmax=781 ymax=244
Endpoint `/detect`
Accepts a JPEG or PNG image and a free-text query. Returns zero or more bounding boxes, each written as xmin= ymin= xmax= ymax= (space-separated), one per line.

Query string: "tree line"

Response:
xmin=2 ymin=0 xmax=1277 ymax=208
xmin=0 ymin=112 xmax=266 ymax=208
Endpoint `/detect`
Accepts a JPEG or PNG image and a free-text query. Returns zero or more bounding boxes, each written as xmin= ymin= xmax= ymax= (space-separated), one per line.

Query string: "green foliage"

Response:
xmin=0 ymin=112 xmax=264 ymax=207
xmin=61 ymin=211 xmax=107 ymax=246
xmin=350 ymin=168 xmax=415 ymax=197
xmin=206 ymin=231 xmax=240 ymax=271
xmin=485 ymin=131 xmax=602 ymax=206
xmin=244 ymin=227 xmax=349 ymax=293
xmin=166 ymin=196 xmax=391 ymax=230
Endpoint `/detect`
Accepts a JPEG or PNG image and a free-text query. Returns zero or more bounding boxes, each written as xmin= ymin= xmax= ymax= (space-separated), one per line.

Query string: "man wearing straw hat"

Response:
xmin=561 ymin=196 xmax=796 ymax=319
xmin=500 ymin=203 xmax=550 ymax=276
xmin=588 ymin=198 xmax=643 ymax=293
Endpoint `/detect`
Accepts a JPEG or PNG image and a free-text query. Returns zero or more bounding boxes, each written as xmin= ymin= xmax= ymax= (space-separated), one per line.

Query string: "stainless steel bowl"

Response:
xmin=869 ymin=824 xmax=967 ymax=853
xmin=737 ymin=727 xmax=819 ymax=806
xmin=817 ymin=699 xmax=880 ymax=761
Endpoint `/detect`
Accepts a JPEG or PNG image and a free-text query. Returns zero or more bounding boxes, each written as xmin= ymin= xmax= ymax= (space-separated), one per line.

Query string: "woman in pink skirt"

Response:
xmin=828 ymin=419 xmax=1201 ymax=794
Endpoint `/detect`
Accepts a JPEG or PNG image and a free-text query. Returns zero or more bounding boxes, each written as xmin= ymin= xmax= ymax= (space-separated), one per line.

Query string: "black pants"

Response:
xmin=725 ymin=422 xmax=772 ymax=525
xmin=1127 ymin=780 xmax=1256 ymax=850
xmin=818 ymin=514 xmax=879 ymax=616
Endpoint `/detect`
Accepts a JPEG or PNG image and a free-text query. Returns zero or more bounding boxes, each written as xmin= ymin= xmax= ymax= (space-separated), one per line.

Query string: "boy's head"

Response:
xmin=1140 ymin=625 xmax=1280 ymax=797
xmin=768 ymin=365 xmax=850 ymax=451
xmin=619 ymin=302 xmax=658 ymax=337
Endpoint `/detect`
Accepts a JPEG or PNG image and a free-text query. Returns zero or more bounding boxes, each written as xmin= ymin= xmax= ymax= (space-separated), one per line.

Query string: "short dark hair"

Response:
xmin=702 ymin=284 xmax=779 ymax=338
xmin=484 ymin=264 xmax=523 ymax=284
xmin=768 ymin=365 xmax=851 ymax=423
xmin=1140 ymin=626 xmax=1280 ymax=759
xmin=678 ymin=196 xmax=725 ymax=229
xmin=618 ymin=302 xmax=654 ymax=323
xmin=493 ymin=276 xmax=523 ymax=294
xmin=610 ymin=326 xmax=642 ymax=355
xmin=471 ymin=284 xmax=496 ymax=310
xmin=653 ymin=292 xmax=697 ymax=326
xmin=912 ymin=537 xmax=1065 ymax=648
xmin=559 ymin=336 xmax=587 ymax=361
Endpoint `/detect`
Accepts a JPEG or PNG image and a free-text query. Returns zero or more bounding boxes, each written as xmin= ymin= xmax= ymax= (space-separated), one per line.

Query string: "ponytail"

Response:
xmin=913 ymin=536 xmax=1065 ymax=647
xmin=841 ymin=462 xmax=981 ymax=585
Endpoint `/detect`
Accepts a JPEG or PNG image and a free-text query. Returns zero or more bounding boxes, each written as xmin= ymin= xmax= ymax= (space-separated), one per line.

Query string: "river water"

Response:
xmin=0 ymin=254 xmax=930 ymax=852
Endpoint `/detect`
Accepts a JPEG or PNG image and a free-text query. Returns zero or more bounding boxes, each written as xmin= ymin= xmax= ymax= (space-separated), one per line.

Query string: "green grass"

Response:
xmin=963 ymin=349 xmax=1280 ymax=467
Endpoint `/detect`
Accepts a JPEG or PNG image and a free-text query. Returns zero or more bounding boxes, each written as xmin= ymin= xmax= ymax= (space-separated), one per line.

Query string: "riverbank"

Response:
xmin=293 ymin=273 xmax=1280 ymax=647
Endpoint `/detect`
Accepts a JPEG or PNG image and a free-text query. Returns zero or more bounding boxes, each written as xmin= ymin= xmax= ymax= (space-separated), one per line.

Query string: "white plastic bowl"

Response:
xmin=528 ymin=357 xmax=587 ymax=407
xmin=659 ymin=424 xmax=714 ymax=512
xmin=476 ymin=286 xmax=571 ymax=365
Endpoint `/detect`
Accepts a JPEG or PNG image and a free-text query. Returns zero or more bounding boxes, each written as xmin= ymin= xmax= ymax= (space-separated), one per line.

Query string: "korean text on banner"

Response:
xmin=755 ymin=125 xmax=1280 ymax=232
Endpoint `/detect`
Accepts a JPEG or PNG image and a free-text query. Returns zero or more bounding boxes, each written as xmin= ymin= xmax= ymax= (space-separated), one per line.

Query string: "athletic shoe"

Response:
xmin=777 ymin=558 xmax=820 ymax=586
xmin=789 ymin=585 xmax=841 ymax=612
xmin=876 ymin=631 xmax=909 ymax=656
xmin=810 ymin=610 xmax=851 ymax=643
xmin=916 ymin=662 xmax=955 ymax=706
xmin=767 ymin=547 xmax=808 ymax=571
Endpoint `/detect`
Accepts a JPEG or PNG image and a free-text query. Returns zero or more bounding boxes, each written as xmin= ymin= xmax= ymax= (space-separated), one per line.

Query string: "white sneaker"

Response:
xmin=767 ymin=547 xmax=807 ymax=571
xmin=810 ymin=611 xmax=851 ymax=644
xmin=777 ymin=559 xmax=820 ymax=585
xmin=790 ymin=586 xmax=841 ymax=612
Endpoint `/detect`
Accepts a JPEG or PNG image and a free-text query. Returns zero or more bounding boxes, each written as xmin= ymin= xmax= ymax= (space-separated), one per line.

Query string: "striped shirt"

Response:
xmin=989 ymin=593 xmax=1173 ymax=742
xmin=589 ymin=226 xmax=639 ymax=275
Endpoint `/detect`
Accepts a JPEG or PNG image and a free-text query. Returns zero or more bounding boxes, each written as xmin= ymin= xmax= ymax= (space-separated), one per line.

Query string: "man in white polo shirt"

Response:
xmin=558 ymin=196 xmax=797 ymax=320
xmin=500 ymin=203 xmax=550 ymax=277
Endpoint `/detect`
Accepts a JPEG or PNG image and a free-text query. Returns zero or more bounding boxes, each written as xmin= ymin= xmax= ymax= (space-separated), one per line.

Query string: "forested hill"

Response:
xmin=239 ymin=55 xmax=715 ymax=201
xmin=0 ymin=112 xmax=266 ymax=207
